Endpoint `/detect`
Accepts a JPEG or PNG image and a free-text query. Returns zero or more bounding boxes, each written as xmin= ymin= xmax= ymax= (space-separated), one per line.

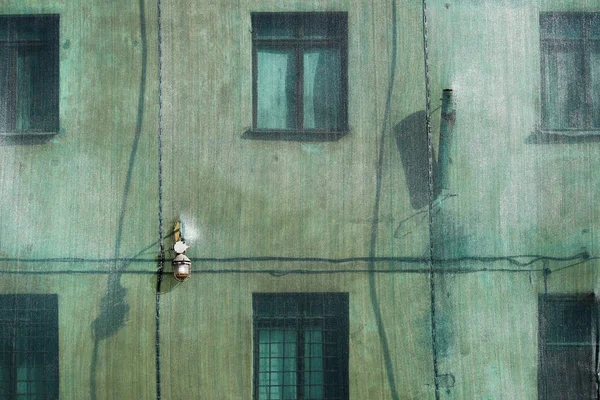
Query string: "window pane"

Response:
xmin=0 ymin=23 xmax=8 ymax=41
xmin=0 ymin=17 xmax=58 ymax=133
xmin=16 ymin=46 xmax=58 ymax=131
xmin=0 ymin=46 xmax=11 ymax=132
xmin=31 ymin=46 xmax=58 ymax=132
xmin=16 ymin=381 xmax=28 ymax=394
xmin=540 ymin=14 xmax=583 ymax=39
xmin=0 ymin=295 xmax=59 ymax=399
xmin=258 ymin=385 xmax=268 ymax=400
xmin=257 ymin=49 xmax=297 ymax=130
xmin=16 ymin=48 xmax=34 ymax=131
xmin=591 ymin=43 xmax=600 ymax=128
xmin=302 ymin=15 xmax=345 ymax=39
xmin=17 ymin=366 xmax=44 ymax=395
xmin=303 ymin=49 xmax=342 ymax=130
xmin=254 ymin=15 xmax=296 ymax=39
xmin=258 ymin=329 xmax=297 ymax=400
xmin=542 ymin=300 xmax=593 ymax=344
xmin=541 ymin=348 xmax=596 ymax=399
xmin=539 ymin=297 xmax=598 ymax=399
xmin=254 ymin=294 xmax=348 ymax=400
xmin=304 ymin=328 xmax=324 ymax=400
xmin=12 ymin=17 xmax=57 ymax=42
xmin=305 ymin=376 xmax=324 ymax=399
xmin=269 ymin=385 xmax=282 ymax=400
xmin=590 ymin=14 xmax=600 ymax=39
xmin=0 ymin=350 xmax=10 ymax=397
xmin=542 ymin=43 xmax=585 ymax=129
xmin=282 ymin=382 xmax=296 ymax=400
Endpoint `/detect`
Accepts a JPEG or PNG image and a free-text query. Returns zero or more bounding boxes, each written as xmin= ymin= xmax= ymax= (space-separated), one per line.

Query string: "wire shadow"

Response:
xmin=90 ymin=0 xmax=148 ymax=398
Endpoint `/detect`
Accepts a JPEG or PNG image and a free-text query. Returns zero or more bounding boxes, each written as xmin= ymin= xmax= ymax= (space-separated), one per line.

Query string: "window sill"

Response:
xmin=0 ymin=131 xmax=58 ymax=137
xmin=527 ymin=129 xmax=600 ymax=144
xmin=0 ymin=131 xmax=58 ymax=145
xmin=243 ymin=129 xmax=349 ymax=142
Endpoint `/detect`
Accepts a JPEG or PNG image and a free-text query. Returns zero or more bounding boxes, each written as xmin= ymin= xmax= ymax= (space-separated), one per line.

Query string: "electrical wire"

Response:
xmin=155 ymin=0 xmax=165 ymax=395
xmin=421 ymin=0 xmax=441 ymax=397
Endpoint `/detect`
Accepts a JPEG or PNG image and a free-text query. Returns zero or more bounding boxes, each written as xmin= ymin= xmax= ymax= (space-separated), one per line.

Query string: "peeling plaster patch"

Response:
xmin=435 ymin=308 xmax=455 ymax=358
xmin=300 ymin=143 xmax=325 ymax=154
xmin=483 ymin=363 xmax=504 ymax=399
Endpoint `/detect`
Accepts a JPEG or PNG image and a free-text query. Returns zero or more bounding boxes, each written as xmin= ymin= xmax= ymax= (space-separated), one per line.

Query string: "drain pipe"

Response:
xmin=437 ymin=89 xmax=455 ymax=193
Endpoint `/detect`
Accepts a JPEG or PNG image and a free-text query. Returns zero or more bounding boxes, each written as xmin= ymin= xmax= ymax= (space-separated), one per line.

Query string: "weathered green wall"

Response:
xmin=0 ymin=0 xmax=597 ymax=399
xmin=428 ymin=0 xmax=600 ymax=258
xmin=427 ymin=1 xmax=599 ymax=399
xmin=0 ymin=0 xmax=160 ymax=399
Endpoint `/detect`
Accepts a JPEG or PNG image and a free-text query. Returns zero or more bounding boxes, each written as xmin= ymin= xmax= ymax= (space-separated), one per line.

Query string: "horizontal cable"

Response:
xmin=0 ymin=252 xmax=589 ymax=266
xmin=0 ymin=256 xmax=595 ymax=276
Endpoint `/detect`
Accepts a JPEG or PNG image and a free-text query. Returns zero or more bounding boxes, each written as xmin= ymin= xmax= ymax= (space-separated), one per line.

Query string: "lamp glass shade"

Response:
xmin=172 ymin=254 xmax=191 ymax=281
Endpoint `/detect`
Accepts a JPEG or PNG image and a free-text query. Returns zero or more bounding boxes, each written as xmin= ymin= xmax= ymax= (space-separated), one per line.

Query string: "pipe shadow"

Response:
xmin=394 ymin=111 xmax=440 ymax=210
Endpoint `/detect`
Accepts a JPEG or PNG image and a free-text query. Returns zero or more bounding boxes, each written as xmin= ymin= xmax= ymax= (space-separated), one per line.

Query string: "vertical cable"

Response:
xmin=595 ymin=307 xmax=599 ymax=398
xmin=543 ymin=261 xmax=549 ymax=295
xmin=155 ymin=0 xmax=165 ymax=396
xmin=422 ymin=1 xmax=441 ymax=399
xmin=596 ymin=311 xmax=600 ymax=399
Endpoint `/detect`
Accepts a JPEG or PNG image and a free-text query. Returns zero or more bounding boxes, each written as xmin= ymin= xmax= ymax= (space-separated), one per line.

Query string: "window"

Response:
xmin=0 ymin=294 xmax=59 ymax=399
xmin=251 ymin=13 xmax=348 ymax=139
xmin=0 ymin=15 xmax=59 ymax=135
xmin=253 ymin=293 xmax=349 ymax=400
xmin=538 ymin=295 xmax=598 ymax=399
xmin=540 ymin=13 xmax=600 ymax=131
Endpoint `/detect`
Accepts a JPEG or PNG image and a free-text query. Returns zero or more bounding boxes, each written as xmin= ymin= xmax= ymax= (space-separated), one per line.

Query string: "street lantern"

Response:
xmin=172 ymin=221 xmax=191 ymax=282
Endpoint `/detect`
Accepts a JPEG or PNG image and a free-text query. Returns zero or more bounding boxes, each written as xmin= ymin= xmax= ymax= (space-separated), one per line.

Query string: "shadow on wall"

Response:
xmin=394 ymin=111 xmax=440 ymax=210
xmin=91 ymin=276 xmax=129 ymax=341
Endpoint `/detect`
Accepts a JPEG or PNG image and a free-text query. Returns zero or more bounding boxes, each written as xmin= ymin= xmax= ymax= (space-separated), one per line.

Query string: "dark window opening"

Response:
xmin=253 ymin=293 xmax=349 ymax=400
xmin=250 ymin=13 xmax=348 ymax=140
xmin=540 ymin=13 xmax=600 ymax=131
xmin=538 ymin=294 xmax=598 ymax=400
xmin=0 ymin=15 xmax=59 ymax=134
xmin=0 ymin=294 xmax=59 ymax=400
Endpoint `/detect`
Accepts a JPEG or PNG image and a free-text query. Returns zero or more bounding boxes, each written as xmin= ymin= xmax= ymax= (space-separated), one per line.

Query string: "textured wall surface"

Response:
xmin=0 ymin=0 xmax=598 ymax=399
